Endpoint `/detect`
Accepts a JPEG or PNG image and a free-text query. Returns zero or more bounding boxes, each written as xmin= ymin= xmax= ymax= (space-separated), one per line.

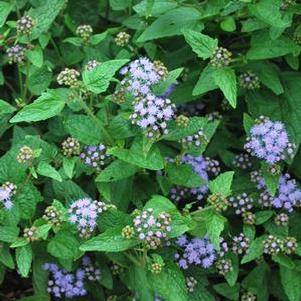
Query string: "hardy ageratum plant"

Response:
xmin=2 ymin=1 xmax=301 ymax=300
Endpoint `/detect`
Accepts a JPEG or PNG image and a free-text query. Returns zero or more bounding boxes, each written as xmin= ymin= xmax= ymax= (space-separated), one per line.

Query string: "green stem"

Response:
xmin=17 ymin=65 xmax=23 ymax=98
xmin=50 ymin=37 xmax=62 ymax=60
xmin=77 ymin=96 xmax=114 ymax=145
xmin=22 ymin=61 xmax=30 ymax=102
xmin=124 ymin=252 xmax=142 ymax=267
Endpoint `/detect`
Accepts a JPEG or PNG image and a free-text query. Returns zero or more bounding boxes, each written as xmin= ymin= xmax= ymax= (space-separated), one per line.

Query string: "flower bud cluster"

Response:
xmin=82 ymin=256 xmax=101 ymax=281
xmin=57 ymin=68 xmax=80 ymax=87
xmin=231 ymin=233 xmax=250 ymax=255
xmin=241 ymin=292 xmax=256 ymax=301
xmin=186 ymin=276 xmax=197 ymax=293
xmin=233 ymin=153 xmax=253 ymax=170
xmin=61 ymin=137 xmax=81 ymax=157
xmin=263 ymin=235 xmax=283 ymax=255
xmin=85 ymin=59 xmax=100 ymax=71
xmin=219 ymin=237 xmax=229 ymax=257
xmin=121 ymin=225 xmax=135 ymax=239
xmin=80 ymin=144 xmax=112 ymax=171
xmin=242 ymin=211 xmax=256 ymax=225
xmin=17 ymin=16 xmax=35 ymax=35
xmin=208 ymin=193 xmax=229 ymax=212
xmin=23 ymin=226 xmax=38 ymax=242
xmin=176 ymin=115 xmax=190 ymax=128
xmin=16 ymin=146 xmax=34 ymax=163
xmin=6 ymin=44 xmax=25 ymax=64
xmin=275 ymin=213 xmax=289 ymax=226
xmin=229 ymin=193 xmax=254 ymax=215
xmin=210 ymin=47 xmax=232 ymax=68
xmin=180 ymin=129 xmax=208 ymax=147
xmin=281 ymin=0 xmax=296 ymax=10
xmin=111 ymin=264 xmax=124 ymax=275
xmin=115 ymin=31 xmax=131 ymax=46
xmin=133 ymin=209 xmax=172 ymax=249
xmin=43 ymin=205 xmax=64 ymax=227
xmin=239 ymin=71 xmax=260 ymax=90
xmin=150 ymin=263 xmax=163 ymax=274
xmin=216 ymin=258 xmax=233 ymax=275
xmin=76 ymin=24 xmax=93 ymax=41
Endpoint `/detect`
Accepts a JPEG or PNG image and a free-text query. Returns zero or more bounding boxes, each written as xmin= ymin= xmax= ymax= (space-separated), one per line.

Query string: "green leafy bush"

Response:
xmin=0 ymin=0 xmax=301 ymax=300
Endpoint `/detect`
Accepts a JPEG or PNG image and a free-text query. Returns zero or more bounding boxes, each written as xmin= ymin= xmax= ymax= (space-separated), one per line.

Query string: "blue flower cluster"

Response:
xmin=44 ymin=263 xmax=87 ymax=298
xmin=245 ymin=117 xmax=295 ymax=164
xmin=68 ymin=198 xmax=108 ymax=238
xmin=118 ymin=57 xmax=176 ymax=138
xmin=253 ymin=172 xmax=301 ymax=212
xmin=0 ymin=183 xmax=16 ymax=210
xmin=175 ymin=235 xmax=216 ymax=269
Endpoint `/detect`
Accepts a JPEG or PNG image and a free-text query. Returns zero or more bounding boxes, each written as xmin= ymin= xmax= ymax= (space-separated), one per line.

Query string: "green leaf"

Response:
xmin=167 ymin=163 xmax=206 ymax=188
xmin=241 ymin=235 xmax=266 ymax=264
xmin=63 ymin=37 xmax=83 ymax=46
xmin=63 ymin=157 xmax=76 ymax=179
xmin=64 ymin=114 xmax=103 ymax=144
xmin=0 ymin=1 xmax=12 ymax=27
xmin=150 ymin=263 xmax=188 ymax=301
xmin=220 ymin=16 xmax=236 ymax=32
xmin=280 ymin=266 xmax=301 ymax=301
xmin=10 ymin=89 xmax=66 ymax=123
xmin=255 ymin=210 xmax=273 ymax=225
xmin=28 ymin=0 xmax=66 ymax=40
xmin=133 ymin=0 xmax=177 ymax=17
xmin=47 ymin=231 xmax=80 ymax=260
xmin=183 ymin=29 xmax=218 ymax=59
xmin=28 ymin=65 xmax=53 ymax=96
xmin=273 ymin=254 xmax=295 ymax=270
xmin=80 ymin=227 xmax=138 ymax=252
xmin=37 ymin=162 xmax=62 ymax=182
xmin=0 ymin=225 xmax=19 ymax=243
xmin=0 ymin=245 xmax=14 ymax=269
xmin=83 ymin=59 xmax=129 ymax=94
xmin=209 ymin=171 xmax=234 ymax=197
xmin=243 ymin=113 xmax=254 ymax=134
xmin=206 ymin=212 xmax=226 ymax=250
xmin=0 ymin=99 xmax=16 ymax=115
xmin=26 ymin=46 xmax=43 ymax=68
xmin=137 ymin=7 xmax=203 ymax=42
xmin=96 ymin=160 xmax=138 ymax=182
xmin=108 ymin=139 xmax=164 ymax=170
xmin=261 ymin=165 xmax=280 ymax=196
xmin=213 ymin=283 xmax=240 ymax=300
xmin=193 ymin=65 xmax=218 ymax=96
xmin=247 ymin=32 xmax=300 ymax=60
xmin=16 ymin=295 xmax=49 ymax=301
xmin=212 ymin=67 xmax=237 ymax=108
xmin=90 ymin=31 xmax=108 ymax=45
xmin=16 ymin=245 xmax=32 ymax=277
xmin=224 ymin=253 xmax=239 ymax=287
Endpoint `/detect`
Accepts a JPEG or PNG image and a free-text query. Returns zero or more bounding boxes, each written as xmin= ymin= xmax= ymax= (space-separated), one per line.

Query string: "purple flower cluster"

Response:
xmin=119 ymin=57 xmax=164 ymax=96
xmin=252 ymin=172 xmax=301 ymax=212
xmin=175 ymin=235 xmax=216 ymax=269
xmin=43 ymin=263 xmax=87 ymax=298
xmin=82 ymin=256 xmax=101 ymax=281
xmin=129 ymin=94 xmax=176 ymax=138
xmin=170 ymin=155 xmax=220 ymax=203
xmin=68 ymin=198 xmax=108 ymax=237
xmin=80 ymin=144 xmax=111 ymax=170
xmin=0 ymin=185 xmax=14 ymax=210
xmin=244 ymin=117 xmax=295 ymax=164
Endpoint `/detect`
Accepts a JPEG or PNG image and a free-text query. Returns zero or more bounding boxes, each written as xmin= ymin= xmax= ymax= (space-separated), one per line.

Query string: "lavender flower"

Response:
xmin=80 ymin=144 xmax=111 ymax=170
xmin=6 ymin=44 xmax=25 ymax=64
xmin=0 ymin=182 xmax=16 ymax=210
xmin=175 ymin=235 xmax=216 ymax=269
xmin=44 ymin=263 xmax=87 ymax=298
xmin=130 ymin=94 xmax=176 ymax=138
xmin=119 ymin=57 xmax=166 ymax=97
xmin=68 ymin=198 xmax=109 ymax=238
xmin=231 ymin=233 xmax=249 ymax=255
xmin=244 ymin=117 xmax=295 ymax=164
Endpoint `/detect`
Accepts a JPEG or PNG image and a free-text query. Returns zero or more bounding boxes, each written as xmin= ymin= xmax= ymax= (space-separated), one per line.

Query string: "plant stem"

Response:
xmin=124 ymin=252 xmax=142 ymax=266
xmin=17 ymin=65 xmax=23 ymax=98
xmin=77 ymin=96 xmax=114 ymax=145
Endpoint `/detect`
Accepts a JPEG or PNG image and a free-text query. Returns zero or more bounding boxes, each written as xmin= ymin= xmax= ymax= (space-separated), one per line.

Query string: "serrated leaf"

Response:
xmin=213 ymin=283 xmax=240 ymax=300
xmin=10 ymin=89 xmax=66 ymax=123
xmin=212 ymin=67 xmax=237 ymax=108
xmin=80 ymin=227 xmax=138 ymax=252
xmin=209 ymin=171 xmax=234 ymax=197
xmin=241 ymin=235 xmax=266 ymax=264
xmin=193 ymin=65 xmax=218 ymax=96
xmin=0 ymin=99 xmax=16 ymax=115
xmin=183 ymin=29 xmax=218 ymax=59
xmin=83 ymin=59 xmax=129 ymax=94
xmin=0 ymin=1 xmax=12 ymax=27
xmin=37 ymin=162 xmax=62 ymax=182
xmin=280 ymin=266 xmax=301 ymax=301
xmin=26 ymin=46 xmax=43 ymax=68
xmin=16 ymin=245 xmax=32 ymax=278
xmin=0 ymin=225 xmax=19 ymax=243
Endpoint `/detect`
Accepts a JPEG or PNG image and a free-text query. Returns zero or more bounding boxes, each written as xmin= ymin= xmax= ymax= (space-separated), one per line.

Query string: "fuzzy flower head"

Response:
xmin=0 ymin=182 xmax=16 ymax=210
xmin=17 ymin=15 xmax=35 ymax=35
xmin=68 ymin=198 xmax=109 ymax=238
xmin=175 ymin=235 xmax=216 ymax=269
xmin=130 ymin=94 xmax=176 ymax=138
xmin=57 ymin=68 xmax=80 ymax=87
xmin=76 ymin=24 xmax=93 ymax=41
xmin=133 ymin=208 xmax=172 ymax=250
xmin=80 ymin=144 xmax=112 ymax=171
xmin=6 ymin=44 xmax=25 ymax=64
xmin=44 ymin=263 xmax=87 ymax=298
xmin=244 ymin=117 xmax=295 ymax=164
xmin=119 ymin=57 xmax=167 ymax=96
xmin=115 ymin=31 xmax=131 ymax=47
